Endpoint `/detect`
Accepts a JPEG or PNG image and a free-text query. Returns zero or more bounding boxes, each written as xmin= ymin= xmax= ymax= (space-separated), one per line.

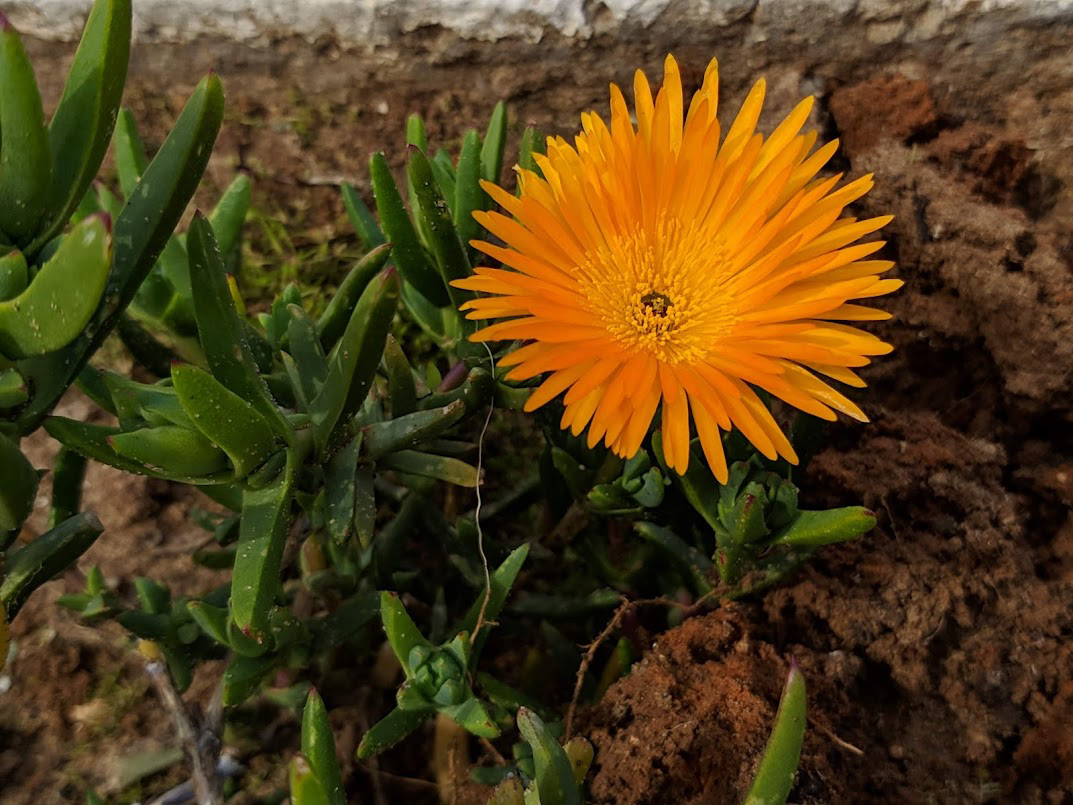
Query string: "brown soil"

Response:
xmin=4 ymin=15 xmax=1073 ymax=805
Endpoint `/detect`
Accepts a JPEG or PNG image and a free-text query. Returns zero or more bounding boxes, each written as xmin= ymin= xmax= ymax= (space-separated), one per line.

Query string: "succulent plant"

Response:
xmin=0 ymin=0 xmax=223 ymax=646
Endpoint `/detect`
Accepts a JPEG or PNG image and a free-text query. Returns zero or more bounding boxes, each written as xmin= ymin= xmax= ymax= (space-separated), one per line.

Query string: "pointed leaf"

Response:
xmin=230 ymin=450 xmax=295 ymax=641
xmin=0 ymin=430 xmax=37 ymax=532
xmin=362 ymin=401 xmax=466 ymax=460
xmin=370 ymin=152 xmax=446 ymax=306
xmin=773 ymin=507 xmax=875 ymax=548
xmin=341 ymin=182 xmax=385 ymax=251
xmin=309 ymin=268 xmax=399 ymax=455
xmin=302 ymin=690 xmax=346 ymax=805
xmin=325 ymin=435 xmax=360 ymax=545
xmin=0 ymin=13 xmax=52 ymax=240
xmin=171 ymin=363 xmax=280 ymax=478
xmin=0 ymin=512 xmax=103 ymax=619
xmin=356 ymin=706 xmax=432 ymax=759
xmin=17 ymin=73 xmax=224 ymax=430
xmin=480 ymin=101 xmax=507 ymax=184
xmin=517 ymin=708 xmax=580 ymax=805
xmin=316 ymin=242 xmax=393 ymax=351
xmin=35 ymin=0 xmax=131 ymax=252
xmin=743 ymin=663 xmax=807 ymax=805
xmin=0 ymin=215 xmax=111 ymax=360
xmin=381 ymin=450 xmax=479 ymax=487
xmin=458 ymin=544 xmax=530 ymax=657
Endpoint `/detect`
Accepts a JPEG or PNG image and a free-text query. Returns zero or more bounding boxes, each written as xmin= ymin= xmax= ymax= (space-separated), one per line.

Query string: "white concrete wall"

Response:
xmin=8 ymin=0 xmax=1073 ymax=45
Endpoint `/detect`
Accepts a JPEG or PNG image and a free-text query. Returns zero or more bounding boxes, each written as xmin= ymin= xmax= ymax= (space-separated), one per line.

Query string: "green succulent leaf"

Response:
xmin=481 ymin=101 xmax=508 ymax=185
xmin=0 ymin=367 xmax=28 ymax=409
xmin=316 ymin=242 xmax=393 ymax=351
xmin=286 ymin=304 xmax=329 ymax=401
xmin=17 ymin=72 xmax=224 ymax=430
xmin=517 ymin=708 xmax=581 ymax=805
xmin=0 ymin=512 xmax=104 ymax=619
xmin=362 ymin=401 xmax=466 ymax=460
xmin=381 ymin=450 xmax=479 ymax=487
xmin=356 ymin=706 xmax=432 ymax=759
xmin=370 ymin=151 xmax=447 ymax=306
xmin=221 ymin=652 xmax=276 ymax=707
xmin=517 ymin=126 xmax=546 ymax=179
xmin=454 ymin=129 xmax=484 ymax=255
xmin=109 ymin=425 xmax=230 ymax=478
xmin=43 ymin=417 xmax=233 ymax=484
xmin=0 ymin=12 xmax=52 ymax=241
xmin=35 ymin=0 xmax=131 ymax=252
xmin=309 ymin=268 xmax=399 ymax=455
xmin=384 ymin=335 xmax=417 ymax=417
xmin=324 ymin=435 xmax=361 ymax=545
xmin=171 ymin=363 xmax=280 ymax=478
xmin=406 ymin=148 xmax=475 ymax=313
xmin=381 ymin=592 xmax=433 ymax=676
xmin=47 ymin=448 xmax=89 ymax=529
xmin=186 ymin=600 xmax=230 ymax=646
xmin=114 ymin=106 xmax=149 ymax=198
xmin=743 ymin=662 xmax=807 ymax=805
xmin=0 ymin=249 xmax=28 ymax=300
xmin=289 ymin=755 xmax=332 ymax=805
xmin=301 ymin=690 xmax=346 ymax=805
xmin=442 ymin=697 xmax=500 ymax=738
xmin=458 ymin=543 xmax=530 ymax=658
xmin=0 ymin=430 xmax=38 ymax=532
xmin=341 ymin=182 xmax=386 ymax=251
xmin=209 ymin=173 xmax=251 ymax=263
xmin=187 ymin=213 xmax=294 ymax=445
xmin=230 ymin=449 xmax=295 ymax=641
xmin=0 ymin=215 xmax=111 ymax=360
xmin=772 ymin=507 xmax=876 ymax=547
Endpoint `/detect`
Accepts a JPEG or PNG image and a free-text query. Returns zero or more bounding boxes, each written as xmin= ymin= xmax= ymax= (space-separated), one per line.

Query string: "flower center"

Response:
xmin=573 ymin=218 xmax=737 ymax=365
xmin=640 ymin=292 xmax=673 ymax=317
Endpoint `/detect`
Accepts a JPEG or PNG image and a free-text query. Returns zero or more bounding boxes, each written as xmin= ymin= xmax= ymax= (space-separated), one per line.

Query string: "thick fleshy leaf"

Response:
xmin=356 ymin=706 xmax=432 ymax=759
xmin=110 ymin=425 xmax=230 ymax=478
xmin=362 ymin=401 xmax=466 ymax=460
xmin=0 ymin=249 xmax=28 ymax=300
xmin=453 ymin=129 xmax=484 ymax=257
xmin=209 ymin=173 xmax=251 ymax=263
xmin=113 ymin=106 xmax=148 ymax=198
xmin=743 ymin=663 xmax=807 ymax=805
xmin=17 ymin=73 xmax=224 ymax=430
xmin=341 ymin=182 xmax=385 ymax=251
xmin=301 ymin=690 xmax=345 ymax=805
xmin=480 ymin=101 xmax=507 ymax=185
xmin=0 ymin=512 xmax=103 ymax=619
xmin=324 ymin=435 xmax=360 ymax=545
xmin=230 ymin=450 xmax=295 ymax=641
xmin=517 ymin=708 xmax=580 ymax=805
xmin=381 ymin=450 xmax=479 ymax=487
xmin=457 ymin=543 xmax=530 ymax=658
xmin=187 ymin=213 xmax=294 ymax=444
xmin=309 ymin=269 xmax=399 ymax=455
xmin=0 ymin=215 xmax=111 ymax=360
xmin=383 ymin=335 xmax=416 ymax=417
xmin=773 ymin=507 xmax=875 ymax=547
xmin=316 ymin=242 xmax=393 ymax=351
xmin=0 ymin=13 xmax=52 ymax=241
xmin=380 ymin=591 xmax=432 ymax=676
xmin=370 ymin=151 xmax=446 ymax=306
xmin=43 ymin=417 xmax=233 ymax=485
xmin=289 ymin=756 xmax=332 ymax=805
xmin=287 ymin=304 xmax=328 ymax=402
xmin=171 ymin=363 xmax=280 ymax=478
xmin=406 ymin=148 xmax=475 ymax=313
xmin=35 ymin=0 xmax=131 ymax=252
xmin=0 ymin=430 xmax=37 ymax=532
xmin=47 ymin=447 xmax=88 ymax=529
xmin=0 ymin=367 xmax=27 ymax=409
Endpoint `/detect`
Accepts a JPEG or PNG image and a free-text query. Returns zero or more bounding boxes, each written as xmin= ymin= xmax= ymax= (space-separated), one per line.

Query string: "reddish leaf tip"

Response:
xmin=0 ymin=11 xmax=12 ymax=32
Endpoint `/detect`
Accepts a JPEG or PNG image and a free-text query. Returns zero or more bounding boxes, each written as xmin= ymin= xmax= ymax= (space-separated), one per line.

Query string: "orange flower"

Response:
xmin=453 ymin=55 xmax=900 ymax=482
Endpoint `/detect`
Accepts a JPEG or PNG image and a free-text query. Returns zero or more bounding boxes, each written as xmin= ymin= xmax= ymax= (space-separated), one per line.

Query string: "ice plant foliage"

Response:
xmin=455 ymin=56 xmax=901 ymax=481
